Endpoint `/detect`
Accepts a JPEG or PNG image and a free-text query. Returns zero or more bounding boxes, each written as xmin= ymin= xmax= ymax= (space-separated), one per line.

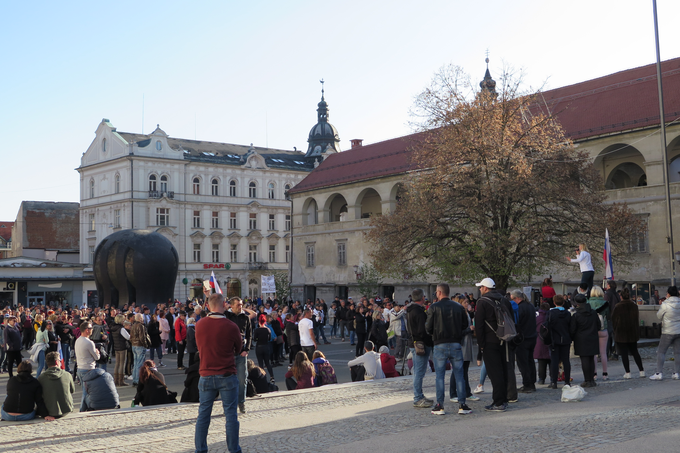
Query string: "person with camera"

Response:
xmin=406 ymin=288 xmax=434 ymax=409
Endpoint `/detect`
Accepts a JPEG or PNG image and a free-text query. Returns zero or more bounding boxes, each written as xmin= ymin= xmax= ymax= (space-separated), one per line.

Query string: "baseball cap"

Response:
xmin=475 ymin=277 xmax=496 ymax=288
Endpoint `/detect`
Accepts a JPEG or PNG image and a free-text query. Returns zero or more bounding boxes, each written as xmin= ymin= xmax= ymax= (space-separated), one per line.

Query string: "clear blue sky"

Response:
xmin=1 ymin=0 xmax=679 ymax=220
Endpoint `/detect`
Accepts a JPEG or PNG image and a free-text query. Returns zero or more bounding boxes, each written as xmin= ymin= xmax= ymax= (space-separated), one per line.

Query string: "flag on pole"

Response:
xmin=210 ymin=271 xmax=222 ymax=295
xmin=603 ymin=228 xmax=614 ymax=280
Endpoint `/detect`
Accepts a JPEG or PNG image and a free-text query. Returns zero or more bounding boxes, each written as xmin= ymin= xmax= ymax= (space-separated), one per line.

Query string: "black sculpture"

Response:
xmin=94 ymin=229 xmax=179 ymax=309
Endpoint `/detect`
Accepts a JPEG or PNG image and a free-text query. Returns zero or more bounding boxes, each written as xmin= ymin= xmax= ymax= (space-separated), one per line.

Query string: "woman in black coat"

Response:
xmin=354 ymin=307 xmax=367 ymax=357
xmin=369 ymin=310 xmax=388 ymax=351
xmin=611 ymin=288 xmax=644 ymax=378
xmin=180 ymin=358 xmax=200 ymax=403
xmin=1 ymin=360 xmax=50 ymax=421
xmin=133 ymin=360 xmax=176 ymax=407
xmin=570 ymin=294 xmax=601 ymax=387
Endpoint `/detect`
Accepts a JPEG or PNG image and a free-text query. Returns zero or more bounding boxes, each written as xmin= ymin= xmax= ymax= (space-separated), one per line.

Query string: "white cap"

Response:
xmin=475 ymin=277 xmax=496 ymax=289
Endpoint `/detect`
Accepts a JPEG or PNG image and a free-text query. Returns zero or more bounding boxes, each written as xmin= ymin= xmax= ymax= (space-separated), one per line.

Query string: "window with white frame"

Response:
xmin=249 ymin=244 xmax=258 ymax=262
xmin=230 ymin=244 xmax=238 ymax=262
xmin=193 ymin=177 xmax=200 ymax=195
xmin=284 ymin=184 xmax=291 ymax=200
xmin=268 ymin=214 xmax=275 ymax=230
xmin=115 ymin=174 xmax=120 ymax=194
xmin=285 ymin=214 xmax=291 ymax=231
xmin=160 ymin=175 xmax=168 ymax=193
xmin=89 ymin=213 xmax=95 ymax=231
xmin=629 ymin=215 xmax=649 ymax=253
xmin=249 ymin=181 xmax=257 ymax=198
xmin=230 ymin=212 xmax=237 ymax=229
xmin=285 ymin=244 xmax=290 ymax=263
xmin=193 ymin=243 xmax=201 ymax=262
xmin=211 ymin=178 xmax=219 ymax=196
xmin=89 ymin=246 xmax=95 ymax=265
xmin=269 ymin=244 xmax=276 ymax=263
xmin=337 ymin=241 xmax=347 ymax=266
xmin=211 ymin=211 xmax=219 ymax=229
xmin=268 ymin=182 xmax=275 ymax=199
xmin=149 ymin=174 xmax=157 ymax=192
xmin=89 ymin=179 xmax=95 ymax=198
xmin=114 ymin=209 xmax=121 ymax=228
xmin=212 ymin=243 xmax=220 ymax=262
xmin=193 ymin=210 xmax=201 ymax=228
xmin=156 ymin=208 xmax=169 ymax=226
xmin=229 ymin=180 xmax=237 ymax=197
xmin=249 ymin=213 xmax=257 ymax=230
xmin=306 ymin=244 xmax=315 ymax=267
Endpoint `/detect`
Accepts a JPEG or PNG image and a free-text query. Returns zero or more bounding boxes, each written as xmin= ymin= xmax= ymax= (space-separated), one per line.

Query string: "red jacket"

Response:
xmin=175 ymin=317 xmax=187 ymax=342
xmin=380 ymin=353 xmax=399 ymax=378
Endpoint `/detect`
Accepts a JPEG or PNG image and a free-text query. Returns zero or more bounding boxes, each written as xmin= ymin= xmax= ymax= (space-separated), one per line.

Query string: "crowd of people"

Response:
xmin=3 ymin=272 xmax=680 ymax=452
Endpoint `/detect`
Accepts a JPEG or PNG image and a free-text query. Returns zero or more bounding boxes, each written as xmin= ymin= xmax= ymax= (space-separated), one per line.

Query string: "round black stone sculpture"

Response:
xmin=94 ymin=229 xmax=179 ymax=309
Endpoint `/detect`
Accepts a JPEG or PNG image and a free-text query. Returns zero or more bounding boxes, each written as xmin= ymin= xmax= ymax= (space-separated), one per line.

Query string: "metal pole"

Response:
xmin=653 ymin=0 xmax=676 ymax=286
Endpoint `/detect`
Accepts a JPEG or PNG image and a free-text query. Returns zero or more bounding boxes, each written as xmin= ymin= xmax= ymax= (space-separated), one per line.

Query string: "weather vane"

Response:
xmin=485 ymin=49 xmax=490 ymax=66
xmin=320 ymin=78 xmax=325 ymax=98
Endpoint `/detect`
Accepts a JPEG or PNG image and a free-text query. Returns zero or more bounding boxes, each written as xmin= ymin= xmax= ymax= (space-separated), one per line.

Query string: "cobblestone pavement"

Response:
xmin=1 ymin=352 xmax=678 ymax=453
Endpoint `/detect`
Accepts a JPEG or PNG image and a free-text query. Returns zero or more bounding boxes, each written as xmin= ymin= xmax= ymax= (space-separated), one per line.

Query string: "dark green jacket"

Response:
xmin=37 ymin=366 xmax=74 ymax=417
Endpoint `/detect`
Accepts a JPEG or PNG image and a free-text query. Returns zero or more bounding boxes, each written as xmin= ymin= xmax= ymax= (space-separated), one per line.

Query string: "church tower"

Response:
xmin=306 ymin=80 xmax=341 ymax=158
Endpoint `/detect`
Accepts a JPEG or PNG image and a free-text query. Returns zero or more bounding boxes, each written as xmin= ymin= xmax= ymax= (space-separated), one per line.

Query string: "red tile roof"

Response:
xmin=540 ymin=57 xmax=680 ymax=141
xmin=291 ymin=57 xmax=680 ymax=194
xmin=288 ymin=133 xmax=427 ymax=194
xmin=0 ymin=222 xmax=13 ymax=242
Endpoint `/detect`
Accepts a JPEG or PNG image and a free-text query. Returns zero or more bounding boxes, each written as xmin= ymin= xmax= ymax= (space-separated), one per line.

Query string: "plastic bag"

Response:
xmin=561 ymin=384 xmax=587 ymax=402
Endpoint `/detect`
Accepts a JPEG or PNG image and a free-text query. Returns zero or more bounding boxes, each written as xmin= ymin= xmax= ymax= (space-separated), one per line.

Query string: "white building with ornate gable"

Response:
xmin=77 ymin=118 xmax=321 ymax=302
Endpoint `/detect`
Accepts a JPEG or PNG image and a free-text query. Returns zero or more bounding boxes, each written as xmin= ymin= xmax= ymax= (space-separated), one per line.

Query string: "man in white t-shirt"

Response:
xmin=298 ymin=309 xmax=316 ymax=360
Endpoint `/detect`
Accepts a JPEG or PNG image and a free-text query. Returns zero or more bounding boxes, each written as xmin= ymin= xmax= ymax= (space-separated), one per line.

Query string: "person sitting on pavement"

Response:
xmin=1 ymin=360 xmax=51 ymax=421
xmin=247 ymin=359 xmax=273 ymax=394
xmin=133 ymin=360 xmax=177 ymax=406
xmin=348 ymin=341 xmax=385 ymax=381
xmin=312 ymin=351 xmax=338 ymax=386
xmin=181 ymin=354 xmax=200 ymax=403
xmin=570 ymin=294 xmax=601 ymax=388
xmin=285 ymin=351 xmax=316 ymax=390
xmin=37 ymin=351 xmax=74 ymax=419
xmin=81 ymin=366 xmax=120 ymax=411
xmin=378 ymin=346 xmax=400 ymax=378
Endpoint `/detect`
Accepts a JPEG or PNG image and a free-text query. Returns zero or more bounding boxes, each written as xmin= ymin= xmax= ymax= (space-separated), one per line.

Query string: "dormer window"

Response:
xmin=156 ymin=141 xmax=162 ymax=151
xmin=102 ymin=138 xmax=107 ymax=153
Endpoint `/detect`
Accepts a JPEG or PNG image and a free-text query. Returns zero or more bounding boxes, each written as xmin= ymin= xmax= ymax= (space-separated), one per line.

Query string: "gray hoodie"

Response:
xmin=658 ymin=296 xmax=680 ymax=335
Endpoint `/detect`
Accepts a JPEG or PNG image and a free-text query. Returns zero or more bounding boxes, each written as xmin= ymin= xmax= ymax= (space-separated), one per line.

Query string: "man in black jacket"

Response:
xmin=226 ymin=297 xmax=253 ymax=414
xmin=406 ymin=288 xmax=434 ymax=409
xmin=511 ymin=290 xmax=537 ymax=393
xmin=425 ymin=283 xmax=471 ymax=416
xmin=336 ymin=300 xmax=348 ymax=342
xmin=474 ymin=277 xmax=515 ymax=412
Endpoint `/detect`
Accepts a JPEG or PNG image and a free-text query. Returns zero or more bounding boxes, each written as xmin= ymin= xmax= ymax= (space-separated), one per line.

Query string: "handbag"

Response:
xmin=96 ymin=343 xmax=109 ymax=364
xmin=143 ymin=333 xmax=152 ymax=349
xmin=276 ymin=335 xmax=284 ymax=345
xmin=414 ymin=340 xmax=427 ymax=356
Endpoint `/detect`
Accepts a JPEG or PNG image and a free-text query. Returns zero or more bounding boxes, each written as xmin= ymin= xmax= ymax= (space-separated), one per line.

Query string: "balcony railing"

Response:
xmin=247 ymin=261 xmax=268 ymax=270
xmin=149 ymin=190 xmax=175 ymax=199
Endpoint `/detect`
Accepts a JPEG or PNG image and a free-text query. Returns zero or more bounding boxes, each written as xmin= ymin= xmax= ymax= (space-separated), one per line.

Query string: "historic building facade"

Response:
xmin=290 ymin=58 xmax=680 ymax=303
xmin=77 ymin=115 xmax=324 ymax=302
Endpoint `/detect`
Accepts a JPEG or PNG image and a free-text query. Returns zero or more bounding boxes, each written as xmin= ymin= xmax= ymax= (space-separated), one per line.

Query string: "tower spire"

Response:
xmin=480 ymin=52 xmax=497 ymax=96
xmin=320 ymin=78 xmax=325 ymax=100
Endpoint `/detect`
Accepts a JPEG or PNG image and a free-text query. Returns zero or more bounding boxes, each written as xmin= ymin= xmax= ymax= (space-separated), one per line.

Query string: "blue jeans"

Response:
xmin=195 ymin=374 xmax=241 ymax=453
xmin=1 ymin=408 xmax=36 ymax=421
xmin=410 ymin=346 xmax=432 ymax=403
xmin=433 ymin=342 xmax=466 ymax=406
xmin=349 ymin=330 xmax=356 ymax=344
xmin=37 ymin=349 xmax=46 ymax=377
xmin=62 ymin=343 xmax=71 ymax=372
xmin=388 ymin=335 xmax=397 ymax=350
xmin=234 ymin=355 xmax=246 ymax=405
xmin=77 ymin=369 xmax=90 ymax=412
xmin=330 ymin=320 xmax=337 ymax=337
xmin=150 ymin=345 xmax=163 ymax=362
xmin=479 ymin=361 xmax=487 ymax=385
xmin=132 ymin=346 xmax=146 ymax=384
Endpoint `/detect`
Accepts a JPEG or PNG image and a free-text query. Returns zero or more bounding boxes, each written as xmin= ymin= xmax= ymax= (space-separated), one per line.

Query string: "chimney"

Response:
xmin=350 ymin=139 xmax=363 ymax=149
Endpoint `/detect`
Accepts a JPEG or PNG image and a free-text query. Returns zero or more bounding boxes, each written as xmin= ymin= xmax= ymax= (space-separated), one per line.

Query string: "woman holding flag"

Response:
xmin=567 ymin=243 xmax=595 ymax=297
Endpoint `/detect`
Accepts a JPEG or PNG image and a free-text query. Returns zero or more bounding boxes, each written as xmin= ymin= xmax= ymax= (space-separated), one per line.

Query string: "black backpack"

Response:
xmin=484 ymin=298 xmax=518 ymax=343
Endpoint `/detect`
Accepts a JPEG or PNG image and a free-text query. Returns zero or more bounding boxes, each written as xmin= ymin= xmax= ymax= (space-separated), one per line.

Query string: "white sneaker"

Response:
xmin=467 ymin=395 xmax=480 ymax=401
xmin=451 ymin=397 xmax=458 ymax=402
xmin=623 ymin=372 xmax=631 ymax=379
xmin=473 ymin=384 xmax=484 ymax=394
xmin=673 ymin=373 xmax=680 ymax=380
xmin=639 ymin=371 xmax=646 ymax=378
xmin=649 ymin=372 xmax=663 ymax=381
